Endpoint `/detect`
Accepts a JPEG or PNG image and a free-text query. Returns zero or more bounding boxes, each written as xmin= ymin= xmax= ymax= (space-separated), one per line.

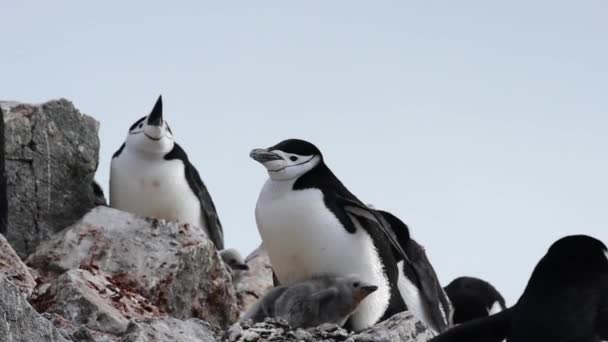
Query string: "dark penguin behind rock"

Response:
xmin=0 ymin=107 xmax=6 ymax=235
xmin=430 ymin=235 xmax=608 ymax=342
xmin=444 ymin=276 xmax=506 ymax=324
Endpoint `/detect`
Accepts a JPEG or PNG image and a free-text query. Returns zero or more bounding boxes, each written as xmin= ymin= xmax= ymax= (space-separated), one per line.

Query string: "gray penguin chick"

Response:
xmin=242 ymin=274 xmax=378 ymax=329
xmin=220 ymin=248 xmax=249 ymax=284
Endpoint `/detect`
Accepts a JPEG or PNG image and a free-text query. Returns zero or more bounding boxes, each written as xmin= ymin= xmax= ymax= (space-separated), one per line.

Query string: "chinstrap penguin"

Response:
xmin=430 ymin=235 xmax=608 ymax=342
xmin=220 ymin=248 xmax=249 ymax=284
xmin=250 ymin=139 xmax=409 ymax=331
xmin=444 ymin=276 xmax=506 ymax=324
xmin=376 ymin=209 xmax=453 ymax=332
xmin=110 ymin=96 xmax=224 ymax=249
xmin=242 ymin=274 xmax=378 ymax=329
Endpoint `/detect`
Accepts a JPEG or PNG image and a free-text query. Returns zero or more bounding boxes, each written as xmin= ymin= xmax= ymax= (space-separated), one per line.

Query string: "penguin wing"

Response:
xmin=377 ymin=210 xmax=452 ymax=330
xmin=407 ymin=238 xmax=453 ymax=331
xmin=333 ymin=195 xmax=410 ymax=264
xmin=164 ymin=143 xmax=224 ymax=250
xmin=429 ymin=307 xmax=511 ymax=342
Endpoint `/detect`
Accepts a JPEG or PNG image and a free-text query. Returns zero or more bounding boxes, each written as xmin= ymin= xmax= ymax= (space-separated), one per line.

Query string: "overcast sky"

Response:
xmin=2 ymin=1 xmax=607 ymax=305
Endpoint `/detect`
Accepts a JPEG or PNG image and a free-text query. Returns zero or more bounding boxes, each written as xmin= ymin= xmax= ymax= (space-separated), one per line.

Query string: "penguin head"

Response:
xmin=545 ymin=235 xmax=608 ymax=271
xmin=220 ymin=248 xmax=249 ymax=271
xmin=339 ymin=274 xmax=378 ymax=305
xmin=250 ymin=139 xmax=322 ymax=181
xmin=125 ymin=96 xmax=175 ymax=155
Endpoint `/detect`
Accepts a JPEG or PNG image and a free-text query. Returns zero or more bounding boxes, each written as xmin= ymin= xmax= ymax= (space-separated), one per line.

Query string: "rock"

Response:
xmin=120 ymin=317 xmax=219 ymax=342
xmin=0 ymin=277 xmax=69 ymax=342
xmin=42 ymin=312 xmax=119 ymax=342
xmin=351 ymin=311 xmax=436 ymax=342
xmin=27 ymin=206 xmax=239 ymax=327
xmin=226 ymin=311 xmax=435 ymax=342
xmin=0 ymin=107 xmax=7 ymax=235
xmin=1 ymin=99 xmax=99 ymax=258
xmin=235 ymin=245 xmax=274 ymax=316
xmin=0 ymin=233 xmax=36 ymax=296
xmin=31 ymin=267 xmax=162 ymax=335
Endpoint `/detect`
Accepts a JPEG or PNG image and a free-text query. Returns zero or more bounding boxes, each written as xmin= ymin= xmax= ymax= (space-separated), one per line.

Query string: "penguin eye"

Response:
xmin=290 ymin=156 xmax=298 ymax=162
xmin=138 ymin=123 xmax=143 ymax=129
xmin=353 ymin=282 xmax=360 ymax=288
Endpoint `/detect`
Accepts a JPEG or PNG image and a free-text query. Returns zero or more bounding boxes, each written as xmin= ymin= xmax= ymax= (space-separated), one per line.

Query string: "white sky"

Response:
xmin=1 ymin=1 xmax=607 ymax=305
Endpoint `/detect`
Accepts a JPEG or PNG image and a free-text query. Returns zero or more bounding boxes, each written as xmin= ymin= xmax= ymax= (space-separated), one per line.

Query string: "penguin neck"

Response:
xmin=125 ymin=142 xmax=170 ymax=161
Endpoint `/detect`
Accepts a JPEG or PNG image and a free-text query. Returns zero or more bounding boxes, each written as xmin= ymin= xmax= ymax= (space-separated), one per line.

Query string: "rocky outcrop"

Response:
xmin=27 ymin=206 xmax=239 ymax=328
xmin=0 ymin=107 xmax=6 ymax=235
xmin=226 ymin=312 xmax=436 ymax=342
xmin=120 ymin=318 xmax=219 ymax=342
xmin=0 ymin=233 xmax=36 ymax=297
xmin=0 ymin=277 xmax=69 ymax=342
xmin=1 ymin=100 xmax=100 ymax=258
xmin=32 ymin=268 xmax=162 ymax=335
xmin=234 ymin=245 xmax=274 ymax=316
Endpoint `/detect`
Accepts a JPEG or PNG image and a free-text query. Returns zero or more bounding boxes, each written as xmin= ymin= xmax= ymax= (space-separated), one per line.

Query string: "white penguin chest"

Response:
xmin=110 ymin=153 xmax=204 ymax=229
xmin=255 ymin=179 xmax=390 ymax=330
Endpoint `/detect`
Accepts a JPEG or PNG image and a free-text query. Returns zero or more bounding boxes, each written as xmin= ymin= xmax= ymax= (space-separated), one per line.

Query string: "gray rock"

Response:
xmin=1 ymin=100 xmax=99 ymax=258
xmin=120 ymin=317 xmax=219 ymax=342
xmin=0 ymin=107 xmax=6 ymax=235
xmin=235 ymin=245 xmax=274 ymax=317
xmin=351 ymin=311 xmax=436 ymax=342
xmin=27 ymin=206 xmax=239 ymax=327
xmin=31 ymin=268 xmax=162 ymax=335
xmin=227 ymin=311 xmax=435 ymax=342
xmin=42 ymin=312 xmax=119 ymax=342
xmin=0 ymin=277 xmax=69 ymax=342
xmin=0 ymin=233 xmax=36 ymax=297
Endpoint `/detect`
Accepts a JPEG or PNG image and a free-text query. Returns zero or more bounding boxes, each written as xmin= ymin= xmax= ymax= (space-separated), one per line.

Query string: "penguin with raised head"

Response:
xmin=250 ymin=139 xmax=409 ymax=331
xmin=110 ymin=96 xmax=224 ymax=249
xmin=444 ymin=276 xmax=506 ymax=324
xmin=430 ymin=235 xmax=608 ymax=342
xmin=376 ymin=209 xmax=452 ymax=332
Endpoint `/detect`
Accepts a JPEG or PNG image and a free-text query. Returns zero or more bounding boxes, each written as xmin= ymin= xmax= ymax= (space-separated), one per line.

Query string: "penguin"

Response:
xmin=250 ymin=139 xmax=408 ymax=331
xmin=242 ymin=274 xmax=378 ymax=329
xmin=110 ymin=96 xmax=224 ymax=249
xmin=376 ymin=209 xmax=453 ymax=332
xmin=220 ymin=248 xmax=249 ymax=284
xmin=430 ymin=235 xmax=608 ymax=342
xmin=444 ymin=276 xmax=506 ymax=324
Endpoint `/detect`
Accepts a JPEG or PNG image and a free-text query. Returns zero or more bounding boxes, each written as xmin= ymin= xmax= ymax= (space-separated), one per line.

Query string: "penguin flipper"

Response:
xmin=165 ymin=143 xmax=224 ymax=250
xmin=406 ymin=239 xmax=452 ymax=331
xmin=335 ymin=196 xmax=410 ymax=265
xmin=429 ymin=308 xmax=511 ymax=342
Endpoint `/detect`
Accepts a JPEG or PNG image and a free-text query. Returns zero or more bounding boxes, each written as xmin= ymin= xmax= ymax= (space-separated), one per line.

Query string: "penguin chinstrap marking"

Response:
xmin=430 ymin=235 xmax=608 ymax=342
xmin=242 ymin=274 xmax=379 ymax=329
xmin=250 ymin=139 xmax=406 ymax=331
xmin=444 ymin=276 xmax=506 ymax=325
xmin=110 ymin=96 xmax=224 ymax=249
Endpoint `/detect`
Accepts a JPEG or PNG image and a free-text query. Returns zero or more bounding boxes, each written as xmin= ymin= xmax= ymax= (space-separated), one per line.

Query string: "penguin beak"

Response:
xmin=250 ymin=148 xmax=282 ymax=163
xmin=233 ymin=263 xmax=250 ymax=271
xmin=360 ymin=285 xmax=378 ymax=294
xmin=147 ymin=95 xmax=163 ymax=127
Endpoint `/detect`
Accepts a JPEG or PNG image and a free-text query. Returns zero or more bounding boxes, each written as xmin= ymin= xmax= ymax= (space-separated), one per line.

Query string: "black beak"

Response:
xmin=234 ymin=263 xmax=249 ymax=271
xmin=360 ymin=285 xmax=378 ymax=294
xmin=147 ymin=95 xmax=163 ymax=127
xmin=250 ymin=148 xmax=282 ymax=163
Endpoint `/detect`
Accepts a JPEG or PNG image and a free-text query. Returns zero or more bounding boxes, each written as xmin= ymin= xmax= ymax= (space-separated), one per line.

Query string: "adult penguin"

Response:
xmin=430 ymin=235 xmax=608 ymax=342
xmin=251 ymin=139 xmax=408 ymax=331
